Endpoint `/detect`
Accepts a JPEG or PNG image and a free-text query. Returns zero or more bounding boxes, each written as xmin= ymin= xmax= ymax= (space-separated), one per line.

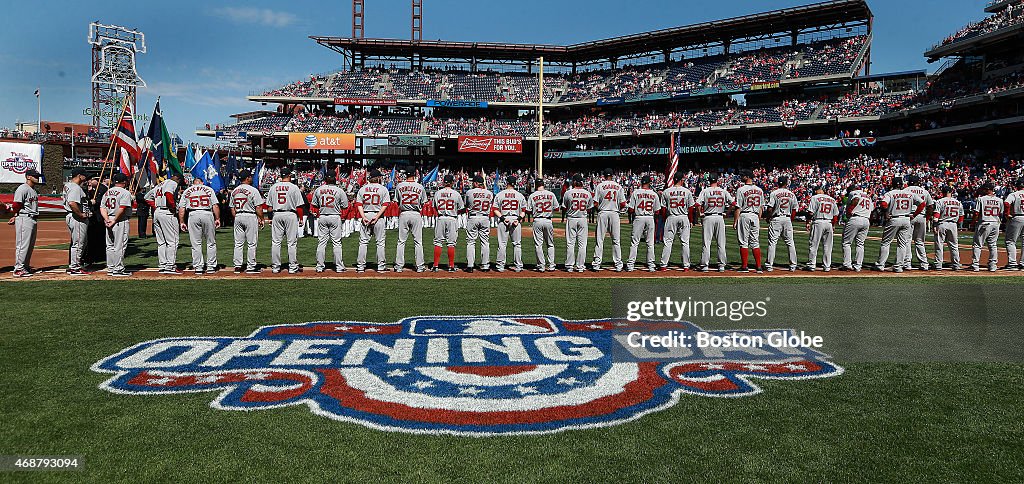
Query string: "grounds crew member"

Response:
xmin=63 ymin=168 xmax=92 ymax=276
xmin=311 ymin=172 xmax=350 ymax=273
xmin=267 ymin=169 xmax=305 ymax=274
xmin=179 ymin=177 xmax=221 ymax=275
xmin=528 ymin=179 xmax=558 ymax=272
xmin=100 ymin=173 xmax=133 ymax=277
xmin=9 ymin=168 xmax=41 ymax=277
xmin=229 ymin=170 xmax=265 ymax=274
xmin=394 ymin=172 xmax=427 ymax=272
xmin=592 ymin=168 xmax=625 ymax=271
xmin=464 ymin=175 xmax=493 ymax=272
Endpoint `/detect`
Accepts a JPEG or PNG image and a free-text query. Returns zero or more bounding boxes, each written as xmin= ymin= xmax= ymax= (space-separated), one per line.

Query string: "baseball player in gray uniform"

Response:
xmin=229 ymin=170 xmax=265 ymax=274
xmin=734 ymin=173 xmax=765 ymax=273
xmin=355 ymin=170 xmax=391 ymax=273
xmin=146 ymin=173 xmax=182 ymax=274
xmin=432 ymin=175 xmax=464 ymax=272
xmin=841 ymin=185 xmax=874 ymax=272
xmin=627 ymin=176 xmax=662 ymax=272
xmin=63 ymin=168 xmax=92 ymax=275
xmin=9 ymin=168 xmax=41 ymax=277
xmin=464 ymin=175 xmax=493 ymax=272
xmin=905 ymin=175 xmax=934 ymax=271
xmin=592 ymin=169 xmax=626 ymax=271
xmin=697 ymin=177 xmax=735 ymax=272
xmin=312 ymin=173 xmax=350 ymax=273
xmin=932 ymin=186 xmax=964 ymax=271
xmin=874 ymin=177 xmax=925 ymax=273
xmin=660 ymin=172 xmax=695 ymax=271
xmin=1003 ymin=178 xmax=1024 ymax=270
xmin=563 ymin=175 xmax=593 ymax=273
xmin=971 ymin=183 xmax=1003 ymax=272
xmin=267 ymin=169 xmax=305 ymax=274
xmin=179 ymin=178 xmax=221 ymax=274
xmin=765 ymin=176 xmax=798 ymax=272
xmin=394 ymin=172 xmax=427 ymax=272
xmin=527 ymin=179 xmax=558 ymax=272
xmin=805 ymin=186 xmax=839 ymax=272
xmin=100 ymin=173 xmax=133 ymax=277
xmin=494 ymin=177 xmax=527 ymax=272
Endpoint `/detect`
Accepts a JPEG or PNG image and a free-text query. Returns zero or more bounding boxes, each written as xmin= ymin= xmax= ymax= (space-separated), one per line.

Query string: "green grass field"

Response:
xmin=2 ymin=277 xmax=1023 ymax=482
xmin=42 ymin=219 xmax=988 ymax=271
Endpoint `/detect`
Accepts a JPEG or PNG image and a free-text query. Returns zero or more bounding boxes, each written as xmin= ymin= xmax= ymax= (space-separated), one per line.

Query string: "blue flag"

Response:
xmin=422 ymin=165 xmax=439 ymax=183
xmin=492 ymin=168 xmax=501 ymax=194
xmin=225 ymin=155 xmax=239 ymax=186
xmin=386 ymin=165 xmax=397 ymax=190
xmin=252 ymin=161 xmax=264 ymax=190
xmin=185 ymin=144 xmax=197 ymax=171
xmin=191 ymin=150 xmax=225 ymax=192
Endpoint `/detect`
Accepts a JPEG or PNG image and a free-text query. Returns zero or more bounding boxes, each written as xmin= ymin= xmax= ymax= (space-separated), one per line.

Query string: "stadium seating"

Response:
xmin=934 ymin=1 xmax=1024 ymax=47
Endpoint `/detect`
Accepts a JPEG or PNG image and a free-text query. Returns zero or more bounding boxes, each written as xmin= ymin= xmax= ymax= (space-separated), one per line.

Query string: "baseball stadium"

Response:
xmin=2 ymin=0 xmax=1024 ymax=481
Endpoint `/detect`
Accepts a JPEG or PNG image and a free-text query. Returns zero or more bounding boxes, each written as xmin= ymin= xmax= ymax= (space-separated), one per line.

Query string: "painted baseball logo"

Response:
xmin=92 ymin=316 xmax=842 ymax=436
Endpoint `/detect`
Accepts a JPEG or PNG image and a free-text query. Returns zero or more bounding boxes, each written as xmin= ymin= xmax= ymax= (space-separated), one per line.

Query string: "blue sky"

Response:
xmin=0 ymin=0 xmax=991 ymax=143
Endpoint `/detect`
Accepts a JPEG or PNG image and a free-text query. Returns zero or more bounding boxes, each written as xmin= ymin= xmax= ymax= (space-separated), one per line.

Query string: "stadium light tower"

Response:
xmin=89 ymin=22 xmax=146 ymax=136
xmin=352 ymin=0 xmax=364 ymax=38
xmin=411 ymin=0 xmax=423 ymax=42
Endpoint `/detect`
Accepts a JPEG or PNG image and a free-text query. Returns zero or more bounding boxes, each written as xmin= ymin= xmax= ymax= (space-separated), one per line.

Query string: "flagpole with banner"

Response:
xmin=93 ymin=93 xmax=134 ymax=203
xmin=35 ymin=88 xmax=41 ymax=134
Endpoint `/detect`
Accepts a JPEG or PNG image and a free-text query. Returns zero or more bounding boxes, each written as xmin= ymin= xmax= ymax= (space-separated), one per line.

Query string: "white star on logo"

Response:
xmin=387 ymin=369 xmax=410 ymax=378
xmin=743 ymin=364 xmax=768 ymax=371
xmin=363 ymin=327 xmax=380 ymax=333
xmin=587 ymin=324 xmax=606 ymax=329
xmin=578 ymin=365 xmax=600 ymax=373
xmin=556 ymin=377 xmax=580 ymax=386
xmin=194 ymin=375 xmax=223 ymax=383
xmin=146 ymin=377 xmax=174 ymax=386
xmin=702 ymin=363 xmax=725 ymax=370
xmin=784 ymin=363 xmax=807 ymax=371
xmin=243 ymin=372 xmax=271 ymax=380
xmin=411 ymin=380 xmax=434 ymax=390
xmin=515 ymin=385 xmax=539 ymax=395
xmin=333 ymin=325 xmax=352 ymax=331
xmin=458 ymin=386 xmax=484 ymax=396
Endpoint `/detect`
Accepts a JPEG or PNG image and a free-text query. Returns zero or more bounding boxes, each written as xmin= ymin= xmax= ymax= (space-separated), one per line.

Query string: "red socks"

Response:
xmin=433 ymin=246 xmax=442 ymax=266
xmin=448 ymin=247 xmax=456 ymax=267
xmin=740 ymin=248 xmax=749 ymax=268
xmin=753 ymin=248 xmax=762 ymax=269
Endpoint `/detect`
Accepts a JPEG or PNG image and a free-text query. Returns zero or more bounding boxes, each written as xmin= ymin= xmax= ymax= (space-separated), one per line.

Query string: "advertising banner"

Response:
xmin=215 ymin=131 xmax=248 ymax=143
xmin=457 ymin=136 xmax=523 ymax=153
xmin=0 ymin=142 xmax=43 ymax=184
xmin=677 ymin=137 xmax=877 ymax=154
xmin=288 ymin=133 xmax=357 ymax=150
xmin=333 ymin=98 xmax=398 ymax=106
xmin=426 ymin=100 xmax=489 ymax=109
xmin=388 ymin=135 xmax=432 ymax=147
xmin=596 ymin=97 xmax=625 ymax=106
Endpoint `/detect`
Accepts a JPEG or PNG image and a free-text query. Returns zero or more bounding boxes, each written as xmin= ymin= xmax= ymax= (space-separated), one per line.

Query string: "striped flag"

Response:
xmin=666 ymin=131 xmax=679 ymax=185
xmin=115 ymin=101 xmax=141 ymax=163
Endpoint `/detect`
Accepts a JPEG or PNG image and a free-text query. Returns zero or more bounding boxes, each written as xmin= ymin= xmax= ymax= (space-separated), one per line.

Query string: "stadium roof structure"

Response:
xmin=313 ymin=0 xmax=872 ymax=68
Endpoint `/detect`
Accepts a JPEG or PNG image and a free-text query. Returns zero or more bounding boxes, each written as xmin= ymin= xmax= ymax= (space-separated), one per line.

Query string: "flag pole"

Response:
xmin=93 ymin=93 xmax=134 ymax=203
xmin=36 ymin=87 xmax=41 ymax=134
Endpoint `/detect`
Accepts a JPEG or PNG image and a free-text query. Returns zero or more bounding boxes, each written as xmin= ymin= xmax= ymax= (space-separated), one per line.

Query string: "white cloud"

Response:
xmin=210 ymin=7 xmax=298 ymax=28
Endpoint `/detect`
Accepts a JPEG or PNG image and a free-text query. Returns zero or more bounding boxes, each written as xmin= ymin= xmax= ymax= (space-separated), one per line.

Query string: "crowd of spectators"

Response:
xmin=935 ymin=1 xmax=1024 ymax=47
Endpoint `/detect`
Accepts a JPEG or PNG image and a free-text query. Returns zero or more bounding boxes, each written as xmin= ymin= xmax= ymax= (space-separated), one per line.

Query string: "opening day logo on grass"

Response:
xmin=92 ymin=316 xmax=842 ymax=436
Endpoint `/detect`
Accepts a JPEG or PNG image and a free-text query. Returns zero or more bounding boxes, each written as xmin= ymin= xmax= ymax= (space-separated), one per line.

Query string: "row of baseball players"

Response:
xmin=8 ymin=167 xmax=1024 ymax=277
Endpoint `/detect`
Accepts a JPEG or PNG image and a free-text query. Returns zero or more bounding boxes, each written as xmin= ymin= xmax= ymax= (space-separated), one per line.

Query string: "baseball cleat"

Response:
xmin=495 ymin=268 xmax=506 ymax=273
xmin=377 ymin=266 xmax=387 ymax=273
xmin=271 ymin=267 xmax=282 ymax=274
xmin=535 ymin=267 xmax=545 ymax=273
xmin=893 ymin=268 xmax=904 ymax=273
xmin=699 ymin=266 xmax=709 ymax=273
xmin=206 ymin=268 xmax=219 ymax=275
xmin=316 ymin=268 xmax=325 ymax=273
xmin=430 ymin=266 xmax=438 ymax=273
xmin=647 ymin=266 xmax=656 ymax=272
xmin=465 ymin=267 xmax=474 ymax=273
xmin=824 ymin=268 xmax=832 ymax=272
xmin=194 ymin=270 xmax=204 ymax=276
xmin=989 ymin=266 xmax=998 ymax=272
xmin=289 ymin=268 xmax=303 ymax=275
xmin=764 ymin=266 xmax=774 ymax=272
xmin=657 ymin=266 xmax=669 ymax=272
xmin=717 ymin=266 xmax=726 ymax=273
xmin=13 ymin=270 xmax=33 ymax=278
xmin=576 ymin=268 xmax=586 ymax=273
xmin=245 ymin=268 xmax=261 ymax=274
xmin=110 ymin=271 xmax=132 ymax=277
xmin=971 ymin=266 xmax=980 ymax=272
xmin=789 ymin=265 xmax=797 ymax=272
xmin=736 ymin=267 xmax=750 ymax=273
xmin=548 ymin=266 xmax=556 ymax=272
xmin=66 ymin=269 xmax=89 ymax=276
xmin=803 ymin=267 xmax=816 ymax=272
xmin=233 ymin=266 xmax=243 ymax=274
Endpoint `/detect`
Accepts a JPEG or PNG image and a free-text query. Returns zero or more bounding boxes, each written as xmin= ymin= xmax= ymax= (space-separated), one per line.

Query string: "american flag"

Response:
xmin=666 ymin=131 xmax=679 ymax=184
